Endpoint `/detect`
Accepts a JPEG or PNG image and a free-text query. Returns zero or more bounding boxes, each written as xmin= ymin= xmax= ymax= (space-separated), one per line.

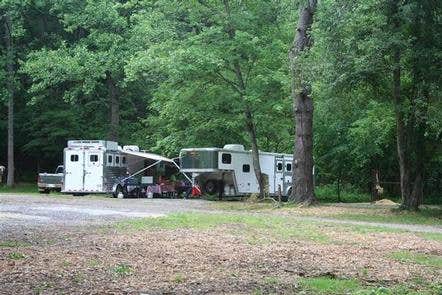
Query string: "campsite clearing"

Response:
xmin=0 ymin=194 xmax=441 ymax=294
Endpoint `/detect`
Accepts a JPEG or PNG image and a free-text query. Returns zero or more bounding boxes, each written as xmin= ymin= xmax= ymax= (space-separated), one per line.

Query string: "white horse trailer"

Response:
xmin=179 ymin=144 xmax=293 ymax=197
xmin=62 ymin=140 xmax=127 ymax=194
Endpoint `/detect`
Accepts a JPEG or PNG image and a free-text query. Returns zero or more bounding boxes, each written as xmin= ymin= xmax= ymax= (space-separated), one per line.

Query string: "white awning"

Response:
xmin=120 ymin=150 xmax=174 ymax=163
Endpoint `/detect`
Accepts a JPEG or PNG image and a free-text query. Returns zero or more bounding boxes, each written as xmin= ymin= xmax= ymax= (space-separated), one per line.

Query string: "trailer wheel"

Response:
xmin=204 ymin=179 xmax=218 ymax=195
xmin=113 ymin=185 xmax=125 ymax=198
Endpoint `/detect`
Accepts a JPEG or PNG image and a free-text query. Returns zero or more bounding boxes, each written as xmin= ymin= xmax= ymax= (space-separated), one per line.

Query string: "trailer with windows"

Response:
xmin=62 ymin=140 xmax=190 ymax=197
xmin=62 ymin=140 xmax=128 ymax=194
xmin=179 ymin=144 xmax=293 ymax=197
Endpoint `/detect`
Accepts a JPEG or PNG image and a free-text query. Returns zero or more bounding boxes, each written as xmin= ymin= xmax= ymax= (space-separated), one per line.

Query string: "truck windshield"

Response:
xmin=180 ymin=150 xmax=218 ymax=169
xmin=55 ymin=166 xmax=64 ymax=174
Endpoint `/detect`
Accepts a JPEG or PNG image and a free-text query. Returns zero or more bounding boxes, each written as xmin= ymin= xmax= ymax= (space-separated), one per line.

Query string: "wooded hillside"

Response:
xmin=0 ymin=0 xmax=440 ymax=205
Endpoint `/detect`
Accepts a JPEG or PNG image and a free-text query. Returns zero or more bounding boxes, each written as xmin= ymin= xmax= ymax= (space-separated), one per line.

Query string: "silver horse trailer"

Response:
xmin=179 ymin=144 xmax=293 ymax=197
xmin=62 ymin=140 xmax=127 ymax=194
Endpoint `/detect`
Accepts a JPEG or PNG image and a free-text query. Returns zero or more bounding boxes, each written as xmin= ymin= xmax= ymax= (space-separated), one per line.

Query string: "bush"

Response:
xmin=315 ymin=183 xmax=371 ymax=203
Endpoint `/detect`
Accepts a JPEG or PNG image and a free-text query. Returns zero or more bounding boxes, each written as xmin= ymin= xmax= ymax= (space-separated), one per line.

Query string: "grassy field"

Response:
xmin=213 ymin=201 xmax=442 ymax=226
xmin=0 ymin=183 xmax=39 ymax=193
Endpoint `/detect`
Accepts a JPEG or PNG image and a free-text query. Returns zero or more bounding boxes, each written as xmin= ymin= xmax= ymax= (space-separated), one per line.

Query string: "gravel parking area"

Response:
xmin=0 ymin=193 xmax=209 ymax=239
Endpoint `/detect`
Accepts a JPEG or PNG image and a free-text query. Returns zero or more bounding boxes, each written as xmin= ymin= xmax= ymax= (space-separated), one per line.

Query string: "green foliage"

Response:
xmin=0 ymin=183 xmax=38 ymax=193
xmin=0 ymin=240 xmax=31 ymax=248
xmin=0 ymin=0 xmax=440 ymax=201
xmin=315 ymin=184 xmax=371 ymax=203
xmin=112 ymin=263 xmax=133 ymax=276
xmin=390 ymin=251 xmax=442 ymax=268
xmin=125 ymin=0 xmax=294 ymax=156
xmin=7 ymin=251 xmax=26 ymax=260
xmin=299 ymin=277 xmax=361 ymax=294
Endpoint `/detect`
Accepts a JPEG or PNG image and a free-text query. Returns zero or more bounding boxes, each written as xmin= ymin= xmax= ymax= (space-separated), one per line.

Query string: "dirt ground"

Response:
xmin=0 ymin=194 xmax=441 ymax=294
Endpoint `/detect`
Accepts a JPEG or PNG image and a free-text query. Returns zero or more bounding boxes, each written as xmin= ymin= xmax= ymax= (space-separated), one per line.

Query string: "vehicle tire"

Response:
xmin=133 ymin=188 xmax=141 ymax=198
xmin=39 ymin=189 xmax=50 ymax=194
xmin=204 ymin=179 xmax=218 ymax=195
xmin=113 ymin=185 xmax=125 ymax=198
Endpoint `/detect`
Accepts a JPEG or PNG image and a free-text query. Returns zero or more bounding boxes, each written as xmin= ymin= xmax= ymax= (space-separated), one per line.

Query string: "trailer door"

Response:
xmin=83 ymin=150 xmax=103 ymax=192
xmin=283 ymin=157 xmax=293 ymax=195
xmin=64 ymin=149 xmax=84 ymax=192
xmin=274 ymin=156 xmax=284 ymax=194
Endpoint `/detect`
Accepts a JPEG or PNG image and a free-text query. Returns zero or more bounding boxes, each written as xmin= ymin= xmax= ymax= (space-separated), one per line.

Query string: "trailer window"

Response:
xmin=70 ymin=155 xmax=79 ymax=162
xmin=108 ymin=155 xmax=113 ymax=165
xmin=277 ymin=162 xmax=283 ymax=171
xmin=180 ymin=151 xmax=218 ymax=169
xmin=90 ymin=155 xmax=98 ymax=162
xmin=286 ymin=163 xmax=292 ymax=172
xmin=122 ymin=156 xmax=126 ymax=165
xmin=242 ymin=164 xmax=250 ymax=173
xmin=115 ymin=156 xmax=120 ymax=165
xmin=221 ymin=153 xmax=232 ymax=164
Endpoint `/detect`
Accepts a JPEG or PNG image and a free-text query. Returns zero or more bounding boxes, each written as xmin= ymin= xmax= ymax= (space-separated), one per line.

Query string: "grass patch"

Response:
xmin=298 ymin=277 xmax=361 ymax=294
xmin=418 ymin=232 xmax=442 ymax=242
xmin=7 ymin=252 xmax=26 ymax=260
xmin=116 ymin=212 xmax=330 ymax=243
xmin=0 ymin=183 xmax=39 ymax=194
xmin=214 ymin=201 xmax=275 ymax=212
xmin=112 ymin=263 xmax=133 ymax=276
xmin=33 ymin=282 xmax=53 ymax=294
xmin=331 ymin=208 xmax=442 ymax=226
xmin=263 ymin=276 xmax=281 ymax=286
xmin=0 ymin=240 xmax=31 ymax=248
xmin=390 ymin=251 xmax=442 ymax=268
xmin=172 ymin=273 xmax=185 ymax=283
xmin=297 ymin=277 xmax=440 ymax=295
xmin=88 ymin=259 xmax=100 ymax=268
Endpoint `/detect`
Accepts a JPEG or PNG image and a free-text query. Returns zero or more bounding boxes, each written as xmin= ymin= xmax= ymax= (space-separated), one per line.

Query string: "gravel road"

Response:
xmin=1 ymin=193 xmax=440 ymax=240
xmin=0 ymin=193 xmax=210 ymax=238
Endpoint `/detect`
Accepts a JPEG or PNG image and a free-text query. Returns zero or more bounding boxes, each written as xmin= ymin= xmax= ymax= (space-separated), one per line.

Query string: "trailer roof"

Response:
xmin=120 ymin=150 xmax=174 ymax=163
xmin=180 ymin=147 xmax=292 ymax=157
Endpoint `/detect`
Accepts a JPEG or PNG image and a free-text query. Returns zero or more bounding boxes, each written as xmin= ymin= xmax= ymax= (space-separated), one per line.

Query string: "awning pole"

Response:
xmin=171 ymin=160 xmax=192 ymax=183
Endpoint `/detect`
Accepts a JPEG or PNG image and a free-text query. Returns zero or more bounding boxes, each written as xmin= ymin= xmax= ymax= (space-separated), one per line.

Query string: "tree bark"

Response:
xmin=223 ymin=0 xmax=265 ymax=198
xmin=106 ymin=72 xmax=120 ymax=142
xmin=5 ymin=14 xmax=15 ymax=187
xmin=288 ymin=0 xmax=317 ymax=205
xmin=390 ymin=2 xmax=422 ymax=211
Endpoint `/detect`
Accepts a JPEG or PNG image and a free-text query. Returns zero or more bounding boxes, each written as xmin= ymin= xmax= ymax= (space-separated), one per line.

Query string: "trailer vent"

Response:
xmin=223 ymin=144 xmax=245 ymax=151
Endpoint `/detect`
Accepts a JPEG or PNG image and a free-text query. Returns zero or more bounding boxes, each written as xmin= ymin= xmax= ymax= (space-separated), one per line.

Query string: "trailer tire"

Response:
xmin=204 ymin=179 xmax=218 ymax=195
xmin=113 ymin=185 xmax=125 ymax=198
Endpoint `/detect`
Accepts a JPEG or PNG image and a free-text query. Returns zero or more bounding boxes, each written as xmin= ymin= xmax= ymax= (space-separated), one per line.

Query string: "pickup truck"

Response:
xmin=38 ymin=165 xmax=63 ymax=194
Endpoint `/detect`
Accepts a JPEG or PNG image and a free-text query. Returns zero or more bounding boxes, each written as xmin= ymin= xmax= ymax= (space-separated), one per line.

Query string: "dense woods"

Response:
xmin=0 ymin=0 xmax=440 ymax=207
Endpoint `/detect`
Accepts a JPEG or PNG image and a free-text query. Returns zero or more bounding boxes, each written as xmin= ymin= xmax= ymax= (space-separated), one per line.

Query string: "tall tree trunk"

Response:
xmin=393 ymin=49 xmax=420 ymax=210
xmin=390 ymin=1 xmax=421 ymax=211
xmin=288 ymin=0 xmax=317 ymax=205
xmin=5 ymin=14 xmax=15 ymax=187
xmin=106 ymin=72 xmax=119 ymax=142
xmin=223 ymin=0 xmax=265 ymax=198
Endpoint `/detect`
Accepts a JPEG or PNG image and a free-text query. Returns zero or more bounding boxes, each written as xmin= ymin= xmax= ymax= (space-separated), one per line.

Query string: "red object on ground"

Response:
xmin=191 ymin=185 xmax=202 ymax=197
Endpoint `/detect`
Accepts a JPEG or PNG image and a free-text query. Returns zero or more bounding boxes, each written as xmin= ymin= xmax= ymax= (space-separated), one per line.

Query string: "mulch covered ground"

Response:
xmin=0 ymin=224 xmax=440 ymax=294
